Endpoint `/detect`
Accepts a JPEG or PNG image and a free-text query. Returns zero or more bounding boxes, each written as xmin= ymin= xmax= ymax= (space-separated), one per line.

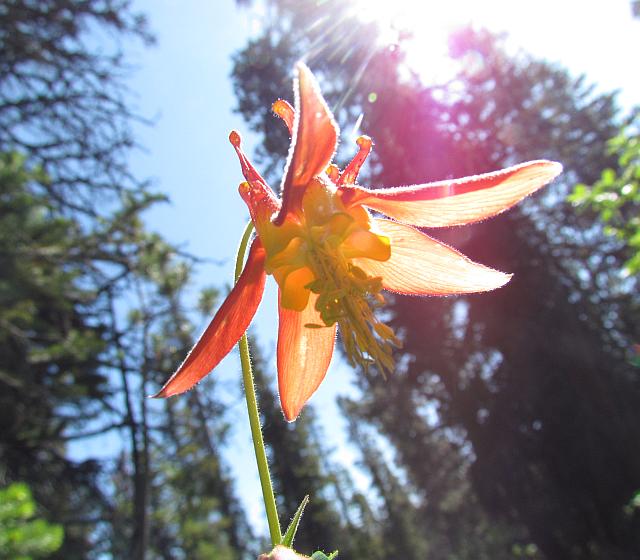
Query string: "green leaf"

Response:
xmin=0 ymin=483 xmax=63 ymax=556
xmin=601 ymin=168 xmax=616 ymax=185
xmin=311 ymin=552 xmax=338 ymax=560
xmin=281 ymin=495 xmax=309 ymax=548
xmin=568 ymin=183 xmax=587 ymax=205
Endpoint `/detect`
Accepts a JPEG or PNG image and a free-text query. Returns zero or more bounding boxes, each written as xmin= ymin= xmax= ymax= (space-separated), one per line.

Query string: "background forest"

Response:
xmin=1 ymin=0 xmax=639 ymax=559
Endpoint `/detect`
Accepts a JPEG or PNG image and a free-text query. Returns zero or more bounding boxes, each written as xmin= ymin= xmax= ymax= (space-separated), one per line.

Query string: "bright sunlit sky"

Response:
xmin=120 ymin=0 xmax=639 ymax=534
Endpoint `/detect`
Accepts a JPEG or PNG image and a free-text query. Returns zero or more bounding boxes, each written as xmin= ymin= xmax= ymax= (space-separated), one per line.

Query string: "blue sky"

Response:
xmin=123 ymin=0 xmax=640 ymax=536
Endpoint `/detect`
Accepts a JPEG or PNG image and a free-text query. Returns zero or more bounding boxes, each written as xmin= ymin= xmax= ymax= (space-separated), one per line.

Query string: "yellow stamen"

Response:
xmin=304 ymin=222 xmax=400 ymax=375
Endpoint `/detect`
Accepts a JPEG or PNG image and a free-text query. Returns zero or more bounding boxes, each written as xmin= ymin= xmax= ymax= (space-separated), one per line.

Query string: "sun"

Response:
xmin=349 ymin=0 xmax=504 ymax=83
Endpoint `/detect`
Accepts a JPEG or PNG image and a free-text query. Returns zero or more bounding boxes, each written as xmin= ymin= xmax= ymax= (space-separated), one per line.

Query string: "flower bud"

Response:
xmin=258 ymin=545 xmax=309 ymax=560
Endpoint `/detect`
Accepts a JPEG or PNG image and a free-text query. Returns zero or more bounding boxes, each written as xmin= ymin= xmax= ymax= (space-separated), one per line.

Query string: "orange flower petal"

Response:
xmin=152 ymin=238 xmax=267 ymax=398
xmin=352 ymin=218 xmax=512 ymax=295
xmin=344 ymin=160 xmax=562 ymax=227
xmin=277 ymin=292 xmax=337 ymax=421
xmin=276 ymin=62 xmax=339 ymax=225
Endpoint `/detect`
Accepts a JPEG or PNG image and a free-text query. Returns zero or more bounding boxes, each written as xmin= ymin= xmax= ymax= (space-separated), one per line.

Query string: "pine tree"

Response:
xmin=0 ymin=152 xmax=109 ymax=557
xmin=105 ymin=259 xmax=254 ymax=559
xmin=230 ymin=3 xmax=640 ymax=558
xmin=362 ymin=28 xmax=640 ymax=559
xmin=0 ymin=4 xmax=253 ymax=558
xmin=0 ymin=0 xmax=154 ymax=215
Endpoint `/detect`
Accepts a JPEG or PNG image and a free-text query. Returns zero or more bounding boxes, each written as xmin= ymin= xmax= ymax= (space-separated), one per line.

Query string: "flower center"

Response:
xmin=305 ymin=227 xmax=401 ymax=375
xmin=262 ymin=178 xmax=401 ymax=374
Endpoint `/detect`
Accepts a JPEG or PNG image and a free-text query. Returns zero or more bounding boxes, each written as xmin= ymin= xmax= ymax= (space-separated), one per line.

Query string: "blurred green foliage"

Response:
xmin=570 ymin=123 xmax=640 ymax=276
xmin=0 ymin=483 xmax=63 ymax=559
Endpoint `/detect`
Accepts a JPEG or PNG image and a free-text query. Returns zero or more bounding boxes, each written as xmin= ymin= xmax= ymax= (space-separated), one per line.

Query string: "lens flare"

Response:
xmin=349 ymin=0 xmax=506 ymax=83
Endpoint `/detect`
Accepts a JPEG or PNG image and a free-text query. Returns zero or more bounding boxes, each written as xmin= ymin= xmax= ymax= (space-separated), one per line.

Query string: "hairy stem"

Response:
xmin=235 ymin=221 xmax=282 ymax=545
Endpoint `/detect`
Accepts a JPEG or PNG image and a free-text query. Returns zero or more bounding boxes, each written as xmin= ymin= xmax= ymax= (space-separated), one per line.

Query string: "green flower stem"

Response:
xmin=235 ymin=221 xmax=282 ymax=546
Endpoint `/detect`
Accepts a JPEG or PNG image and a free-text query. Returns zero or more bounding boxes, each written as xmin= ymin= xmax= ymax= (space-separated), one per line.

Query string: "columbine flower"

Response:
xmin=154 ymin=63 xmax=561 ymax=420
